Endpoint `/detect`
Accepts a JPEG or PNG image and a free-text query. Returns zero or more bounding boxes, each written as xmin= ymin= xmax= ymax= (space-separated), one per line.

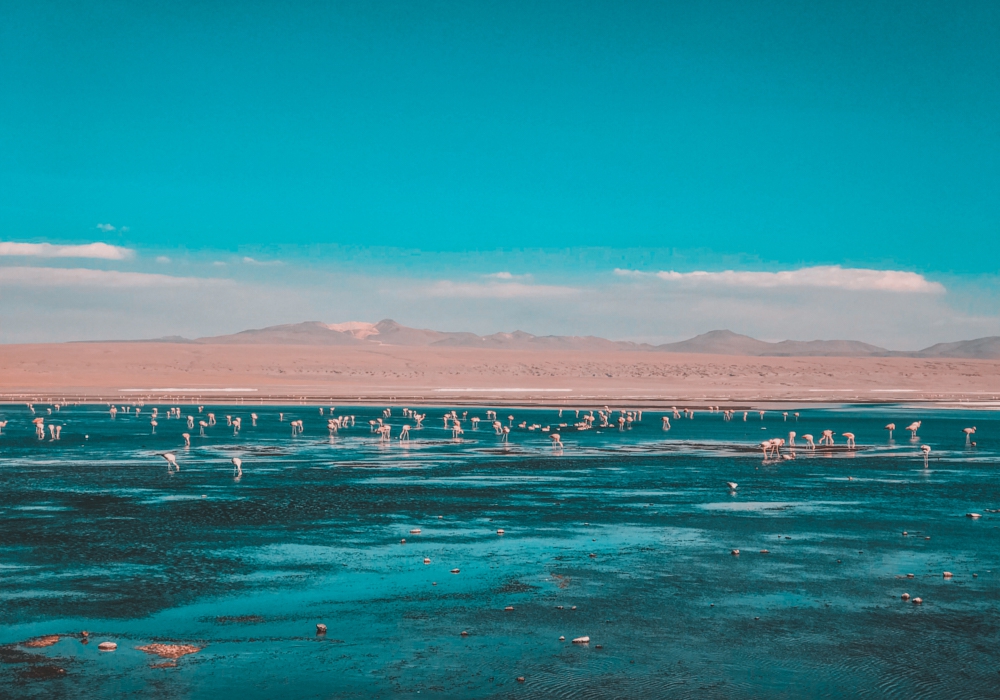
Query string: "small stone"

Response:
xmin=517 ymin=676 xmax=525 ymax=682
xmin=973 ymin=573 xmax=978 ymax=578
xmin=556 ymin=605 xmax=564 ymax=609
xmin=731 ymin=549 xmax=740 ymax=555
xmin=760 ymin=550 xmax=770 ymax=554
xmin=81 ymin=631 xmax=89 ymax=637
xmin=925 ymin=537 xmax=931 ymax=540
xmin=401 ymin=539 xmax=406 ymax=544
xmin=912 ymin=597 xmax=923 ymax=605
xmin=901 ymin=593 xmax=910 ymax=600
xmin=316 ymin=624 xmax=327 ymax=634
xmin=943 ymin=572 xmax=953 ymax=578
xmin=907 ymin=573 xmax=914 ymax=578
xmin=460 ymin=631 xmax=469 ymax=636
xmin=589 ymin=553 xmax=596 ymax=558
xmin=410 ymin=529 xmax=421 ymax=534
xmin=505 ymin=606 xmax=514 ymax=611
xmin=571 ymin=606 xmax=577 ymax=610
xmin=572 ymin=636 xmax=590 ymax=644
xmin=595 ymin=644 xmax=603 ymax=649
xmin=450 ymin=569 xmax=460 ymax=574
xmin=559 ymin=636 xmax=565 ymax=641
xmin=497 ymin=529 xmax=505 ymax=535
xmin=98 ymin=642 xmax=117 ymax=651
xmin=902 ymin=531 xmax=908 ymax=536
xmin=967 ymin=513 xmax=982 ymax=519
xmin=423 ymin=558 xmax=431 ymax=564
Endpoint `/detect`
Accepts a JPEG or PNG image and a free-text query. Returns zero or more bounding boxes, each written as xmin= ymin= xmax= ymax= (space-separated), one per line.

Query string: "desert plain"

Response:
xmin=2 ymin=342 xmax=999 ymax=406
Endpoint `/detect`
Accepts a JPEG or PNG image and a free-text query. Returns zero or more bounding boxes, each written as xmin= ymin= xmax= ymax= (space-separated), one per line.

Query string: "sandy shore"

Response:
xmin=2 ymin=342 xmax=1000 ymax=406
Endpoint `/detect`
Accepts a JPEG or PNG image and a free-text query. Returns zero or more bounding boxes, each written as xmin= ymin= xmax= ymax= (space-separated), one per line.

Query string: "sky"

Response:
xmin=1 ymin=0 xmax=998 ymax=346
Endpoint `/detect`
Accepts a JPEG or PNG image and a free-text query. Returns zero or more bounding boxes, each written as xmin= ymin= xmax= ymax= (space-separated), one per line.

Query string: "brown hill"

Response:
xmin=107 ymin=321 xmax=1000 ymax=359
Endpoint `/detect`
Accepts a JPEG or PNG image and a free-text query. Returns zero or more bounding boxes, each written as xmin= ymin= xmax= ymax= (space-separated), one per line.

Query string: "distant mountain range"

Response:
xmin=131 ymin=320 xmax=1000 ymax=359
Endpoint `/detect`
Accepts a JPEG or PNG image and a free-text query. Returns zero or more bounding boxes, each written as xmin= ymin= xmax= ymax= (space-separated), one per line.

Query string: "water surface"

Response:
xmin=1 ymin=404 xmax=998 ymax=698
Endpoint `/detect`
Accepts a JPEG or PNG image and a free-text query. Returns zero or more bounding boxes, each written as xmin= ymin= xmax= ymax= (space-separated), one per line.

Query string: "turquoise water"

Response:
xmin=1 ymin=404 xmax=998 ymax=698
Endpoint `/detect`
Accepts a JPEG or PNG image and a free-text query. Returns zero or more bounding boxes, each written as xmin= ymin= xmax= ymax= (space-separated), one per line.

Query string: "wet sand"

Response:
xmin=2 ymin=342 xmax=1000 ymax=404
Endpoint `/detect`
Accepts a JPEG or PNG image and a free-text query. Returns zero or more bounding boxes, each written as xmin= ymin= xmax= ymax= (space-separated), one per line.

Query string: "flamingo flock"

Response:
xmin=0 ymin=401 xmax=978 ymax=481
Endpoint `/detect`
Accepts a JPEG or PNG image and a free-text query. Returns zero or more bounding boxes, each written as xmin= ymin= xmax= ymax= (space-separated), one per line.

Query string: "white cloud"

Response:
xmin=483 ymin=271 xmax=532 ymax=280
xmin=423 ymin=280 xmax=579 ymax=299
xmin=155 ymin=256 xmax=171 ymax=263
xmin=615 ymin=265 xmax=944 ymax=293
xmin=242 ymin=256 xmax=282 ymax=266
xmin=0 ymin=266 xmax=232 ymax=288
xmin=212 ymin=261 xmax=227 ymax=267
xmin=0 ymin=241 xmax=134 ymax=260
xmin=96 ymin=223 xmax=115 ymax=232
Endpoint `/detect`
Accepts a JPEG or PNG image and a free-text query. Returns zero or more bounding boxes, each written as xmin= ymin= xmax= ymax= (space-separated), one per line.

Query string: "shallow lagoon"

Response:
xmin=1 ymin=404 xmax=998 ymax=697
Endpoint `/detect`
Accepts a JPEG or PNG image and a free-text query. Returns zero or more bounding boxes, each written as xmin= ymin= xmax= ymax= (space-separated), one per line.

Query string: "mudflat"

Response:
xmin=2 ymin=343 xmax=999 ymax=404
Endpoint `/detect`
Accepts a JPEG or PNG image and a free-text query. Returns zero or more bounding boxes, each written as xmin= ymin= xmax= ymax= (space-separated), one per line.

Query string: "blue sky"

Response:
xmin=1 ymin=1 xmax=998 ymax=344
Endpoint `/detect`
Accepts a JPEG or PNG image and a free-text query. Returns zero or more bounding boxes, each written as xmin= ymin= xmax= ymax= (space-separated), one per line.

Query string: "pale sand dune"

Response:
xmin=2 ymin=343 xmax=1000 ymax=405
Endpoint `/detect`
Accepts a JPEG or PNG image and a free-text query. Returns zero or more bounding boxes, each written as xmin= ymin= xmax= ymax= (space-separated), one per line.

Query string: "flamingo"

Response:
xmin=921 ymin=444 xmax=931 ymax=466
xmin=662 ymin=416 xmax=671 ymax=430
xmin=802 ymin=434 xmax=815 ymax=449
xmin=906 ymin=421 xmax=921 ymax=439
xmin=0 ymin=421 xmax=7 ymax=434
xmin=232 ymin=417 xmax=241 ymax=435
xmin=232 ymin=457 xmax=242 ymax=477
xmin=182 ymin=433 xmax=190 ymax=447
xmin=199 ymin=420 xmax=208 ymax=436
xmin=963 ymin=427 xmax=976 ymax=443
xmin=782 ymin=412 xmax=788 ymax=421
xmin=759 ymin=411 xmax=765 ymax=420
xmin=743 ymin=412 xmax=748 ymax=421
xmin=33 ymin=417 xmax=45 ymax=439
xmin=818 ymin=430 xmax=835 ymax=446
xmin=726 ymin=481 xmax=738 ymax=490
xmin=161 ymin=452 xmax=179 ymax=470
xmin=109 ymin=406 xmax=117 ymax=419
xmin=760 ymin=440 xmax=773 ymax=458
xmin=842 ymin=432 xmax=856 ymax=449
xmin=186 ymin=415 xmax=194 ymax=429
xmin=471 ymin=417 xmax=480 ymax=429
xmin=251 ymin=413 xmax=258 ymax=427
xmin=885 ymin=423 xmax=895 ymax=440
xmin=501 ymin=426 xmax=510 ymax=443
xmin=207 ymin=413 xmax=216 ymax=426
xmin=150 ymin=419 xmax=157 ymax=434
xmin=550 ymin=433 xmax=562 ymax=448
xmin=399 ymin=425 xmax=410 ymax=441
xmin=451 ymin=422 xmax=464 ymax=439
